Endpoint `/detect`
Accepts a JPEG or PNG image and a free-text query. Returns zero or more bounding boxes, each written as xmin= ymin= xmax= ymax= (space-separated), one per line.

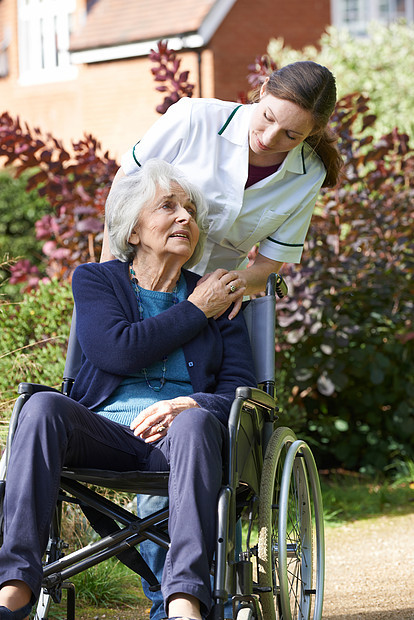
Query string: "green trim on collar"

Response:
xmin=300 ymin=143 xmax=306 ymax=174
xmin=132 ymin=142 xmax=142 ymax=167
xmin=267 ymin=236 xmax=304 ymax=248
xmin=218 ymin=105 xmax=243 ymax=135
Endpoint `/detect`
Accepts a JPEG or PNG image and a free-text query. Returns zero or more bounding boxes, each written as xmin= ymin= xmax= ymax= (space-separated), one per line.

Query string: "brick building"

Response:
xmin=2 ymin=0 xmax=409 ymax=160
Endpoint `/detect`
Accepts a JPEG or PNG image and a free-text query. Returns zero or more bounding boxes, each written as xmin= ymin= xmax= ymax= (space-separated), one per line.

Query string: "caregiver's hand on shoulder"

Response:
xmin=189 ymin=269 xmax=246 ymax=319
xmin=130 ymin=396 xmax=199 ymax=443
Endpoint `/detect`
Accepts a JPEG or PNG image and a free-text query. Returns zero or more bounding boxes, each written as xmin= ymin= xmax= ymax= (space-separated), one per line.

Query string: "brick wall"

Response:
xmin=211 ymin=0 xmax=331 ymax=101
xmin=75 ymin=51 xmax=208 ymax=160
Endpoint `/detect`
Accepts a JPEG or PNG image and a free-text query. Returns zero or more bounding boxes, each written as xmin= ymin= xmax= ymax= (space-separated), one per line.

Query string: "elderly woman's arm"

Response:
xmin=72 ymin=263 xmax=209 ymax=374
xmin=72 ymin=263 xmax=246 ymax=376
xmin=131 ymin=296 xmax=257 ymax=442
xmin=72 ymin=262 xmax=256 ymax=440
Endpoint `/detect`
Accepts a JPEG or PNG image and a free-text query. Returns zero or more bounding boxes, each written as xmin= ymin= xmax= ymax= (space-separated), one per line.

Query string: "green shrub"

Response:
xmin=0 ymin=170 xmax=50 ymax=294
xmin=267 ymin=22 xmax=414 ymax=139
xmin=276 ymin=94 xmax=414 ymax=474
xmin=0 ymin=278 xmax=73 ymax=444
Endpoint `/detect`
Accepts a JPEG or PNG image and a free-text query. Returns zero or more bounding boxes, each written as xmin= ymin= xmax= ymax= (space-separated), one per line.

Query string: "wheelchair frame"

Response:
xmin=0 ymin=273 xmax=325 ymax=620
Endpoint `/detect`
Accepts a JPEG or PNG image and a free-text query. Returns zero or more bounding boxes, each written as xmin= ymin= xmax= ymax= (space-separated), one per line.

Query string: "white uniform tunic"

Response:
xmin=121 ymin=97 xmax=326 ymax=274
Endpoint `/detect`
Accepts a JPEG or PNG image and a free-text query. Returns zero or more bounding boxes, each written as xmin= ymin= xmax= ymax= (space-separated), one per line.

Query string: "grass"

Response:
xmin=43 ymin=560 xmax=150 ymax=620
xmin=319 ymin=462 xmax=414 ymax=525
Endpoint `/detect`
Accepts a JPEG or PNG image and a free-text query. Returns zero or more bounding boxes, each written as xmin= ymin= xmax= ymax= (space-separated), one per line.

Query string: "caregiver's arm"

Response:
xmin=228 ymin=253 xmax=283 ymax=320
xmin=236 ymin=252 xmax=284 ymax=297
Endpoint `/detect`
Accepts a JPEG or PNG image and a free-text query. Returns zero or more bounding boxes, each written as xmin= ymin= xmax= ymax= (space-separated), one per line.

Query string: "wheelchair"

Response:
xmin=0 ymin=273 xmax=324 ymax=620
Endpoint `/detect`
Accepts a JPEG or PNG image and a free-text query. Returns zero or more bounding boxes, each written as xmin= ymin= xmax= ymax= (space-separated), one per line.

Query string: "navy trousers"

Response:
xmin=0 ymin=391 xmax=225 ymax=617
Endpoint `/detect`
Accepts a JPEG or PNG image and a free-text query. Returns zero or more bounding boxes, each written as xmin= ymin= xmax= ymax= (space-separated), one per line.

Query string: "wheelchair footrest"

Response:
xmin=232 ymin=594 xmax=262 ymax=620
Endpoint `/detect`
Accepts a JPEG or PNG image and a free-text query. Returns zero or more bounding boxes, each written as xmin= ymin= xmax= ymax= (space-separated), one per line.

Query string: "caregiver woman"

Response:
xmin=101 ymin=60 xmax=343 ymax=317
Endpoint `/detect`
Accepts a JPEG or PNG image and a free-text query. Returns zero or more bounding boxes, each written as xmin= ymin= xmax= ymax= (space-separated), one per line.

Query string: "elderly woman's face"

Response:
xmin=129 ymin=183 xmax=200 ymax=263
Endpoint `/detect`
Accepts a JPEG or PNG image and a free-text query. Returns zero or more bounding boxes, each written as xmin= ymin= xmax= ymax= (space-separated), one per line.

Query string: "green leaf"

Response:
xmin=370 ymin=366 xmax=385 ymax=385
xmin=334 ymin=419 xmax=349 ymax=432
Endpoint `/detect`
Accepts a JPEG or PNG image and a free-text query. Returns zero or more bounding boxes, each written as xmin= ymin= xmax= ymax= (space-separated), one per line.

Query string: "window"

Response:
xmin=0 ymin=26 xmax=11 ymax=78
xmin=331 ymin=0 xmax=414 ymax=34
xmin=18 ymin=0 xmax=77 ymax=84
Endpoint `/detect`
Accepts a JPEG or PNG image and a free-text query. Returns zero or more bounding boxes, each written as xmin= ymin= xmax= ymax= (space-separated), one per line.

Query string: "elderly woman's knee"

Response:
xmin=170 ymin=408 xmax=224 ymax=445
xmin=19 ymin=391 xmax=69 ymax=427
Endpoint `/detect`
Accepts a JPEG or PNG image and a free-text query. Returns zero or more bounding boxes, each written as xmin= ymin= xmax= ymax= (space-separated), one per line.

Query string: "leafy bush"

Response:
xmin=276 ymin=93 xmax=414 ymax=474
xmin=0 ymin=278 xmax=73 ymax=444
xmin=0 ymin=113 xmax=118 ymax=286
xmin=0 ymin=171 xmax=51 ymax=294
xmin=267 ymin=22 xmax=414 ymax=139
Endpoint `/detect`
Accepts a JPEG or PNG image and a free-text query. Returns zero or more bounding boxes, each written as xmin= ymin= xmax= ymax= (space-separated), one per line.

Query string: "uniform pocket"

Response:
xmin=231 ymin=211 xmax=290 ymax=253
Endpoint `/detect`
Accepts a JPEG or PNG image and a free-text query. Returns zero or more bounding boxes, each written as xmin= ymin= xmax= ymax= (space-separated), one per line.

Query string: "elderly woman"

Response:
xmin=0 ymin=159 xmax=256 ymax=620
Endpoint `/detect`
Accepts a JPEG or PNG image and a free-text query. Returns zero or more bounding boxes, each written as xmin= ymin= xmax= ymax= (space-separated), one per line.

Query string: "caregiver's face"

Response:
xmin=249 ymin=82 xmax=315 ymax=166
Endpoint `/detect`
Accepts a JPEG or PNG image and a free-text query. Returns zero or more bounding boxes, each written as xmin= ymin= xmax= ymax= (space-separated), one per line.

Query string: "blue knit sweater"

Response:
xmin=70 ymin=260 xmax=257 ymax=426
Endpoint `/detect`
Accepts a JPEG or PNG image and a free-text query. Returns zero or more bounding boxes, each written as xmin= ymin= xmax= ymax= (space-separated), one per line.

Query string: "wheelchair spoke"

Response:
xmin=257 ymin=428 xmax=324 ymax=620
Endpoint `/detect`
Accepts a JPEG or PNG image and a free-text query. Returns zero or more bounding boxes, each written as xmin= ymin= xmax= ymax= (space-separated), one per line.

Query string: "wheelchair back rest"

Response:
xmin=62 ymin=307 xmax=82 ymax=389
xmin=243 ymin=295 xmax=276 ymax=385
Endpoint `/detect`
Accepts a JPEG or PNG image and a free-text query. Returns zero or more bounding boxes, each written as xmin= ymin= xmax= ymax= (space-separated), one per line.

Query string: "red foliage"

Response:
xmin=149 ymin=40 xmax=195 ymax=114
xmin=247 ymin=54 xmax=278 ymax=90
xmin=0 ymin=112 xmax=118 ymax=286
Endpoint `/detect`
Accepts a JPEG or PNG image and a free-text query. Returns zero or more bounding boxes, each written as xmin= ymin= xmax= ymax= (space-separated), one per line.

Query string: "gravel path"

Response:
xmin=323 ymin=513 xmax=414 ymax=620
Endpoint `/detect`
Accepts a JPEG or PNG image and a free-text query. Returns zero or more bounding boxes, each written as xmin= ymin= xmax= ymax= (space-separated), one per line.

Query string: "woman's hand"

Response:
xmin=130 ymin=396 xmax=199 ymax=443
xmin=189 ymin=269 xmax=246 ymax=319
xmin=195 ymin=253 xmax=284 ymax=319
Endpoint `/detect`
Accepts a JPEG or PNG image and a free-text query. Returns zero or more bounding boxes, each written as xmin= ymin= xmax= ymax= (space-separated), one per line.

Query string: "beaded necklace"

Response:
xmin=129 ymin=263 xmax=179 ymax=391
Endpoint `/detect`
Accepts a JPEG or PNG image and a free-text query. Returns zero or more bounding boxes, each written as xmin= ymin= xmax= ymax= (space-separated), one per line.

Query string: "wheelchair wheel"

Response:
xmin=257 ymin=428 xmax=324 ymax=620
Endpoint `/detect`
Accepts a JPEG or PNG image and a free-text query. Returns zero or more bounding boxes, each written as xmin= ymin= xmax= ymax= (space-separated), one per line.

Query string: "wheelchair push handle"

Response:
xmin=266 ymin=273 xmax=288 ymax=298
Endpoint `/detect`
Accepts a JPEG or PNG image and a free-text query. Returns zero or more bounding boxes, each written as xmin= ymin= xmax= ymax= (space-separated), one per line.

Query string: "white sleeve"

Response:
xmin=120 ymin=98 xmax=192 ymax=174
xmin=258 ymin=184 xmax=323 ymax=264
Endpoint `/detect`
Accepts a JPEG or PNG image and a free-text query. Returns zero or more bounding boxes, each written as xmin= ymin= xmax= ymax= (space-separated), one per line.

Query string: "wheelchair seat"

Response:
xmin=61 ymin=468 xmax=170 ymax=495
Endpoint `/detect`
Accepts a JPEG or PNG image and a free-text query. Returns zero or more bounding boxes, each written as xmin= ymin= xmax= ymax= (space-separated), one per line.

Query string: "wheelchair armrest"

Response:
xmin=235 ymin=386 xmax=276 ymax=410
xmin=18 ymin=383 xmax=61 ymax=396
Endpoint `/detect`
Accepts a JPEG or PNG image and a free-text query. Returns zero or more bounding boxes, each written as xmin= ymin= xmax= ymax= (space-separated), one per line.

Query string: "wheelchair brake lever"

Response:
xmin=275 ymin=274 xmax=288 ymax=298
xmin=265 ymin=273 xmax=288 ymax=298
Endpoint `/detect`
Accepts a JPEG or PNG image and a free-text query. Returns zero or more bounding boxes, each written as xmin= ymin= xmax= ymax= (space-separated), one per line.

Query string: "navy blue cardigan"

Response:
xmin=70 ymin=260 xmax=257 ymax=426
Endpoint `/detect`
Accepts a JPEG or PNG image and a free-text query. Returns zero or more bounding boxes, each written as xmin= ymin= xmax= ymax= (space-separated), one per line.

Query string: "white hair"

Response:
xmin=105 ymin=159 xmax=209 ymax=268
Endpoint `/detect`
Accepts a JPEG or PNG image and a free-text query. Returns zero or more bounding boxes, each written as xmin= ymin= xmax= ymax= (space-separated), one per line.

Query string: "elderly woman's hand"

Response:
xmin=130 ymin=396 xmax=200 ymax=443
xmin=189 ymin=269 xmax=245 ymax=319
